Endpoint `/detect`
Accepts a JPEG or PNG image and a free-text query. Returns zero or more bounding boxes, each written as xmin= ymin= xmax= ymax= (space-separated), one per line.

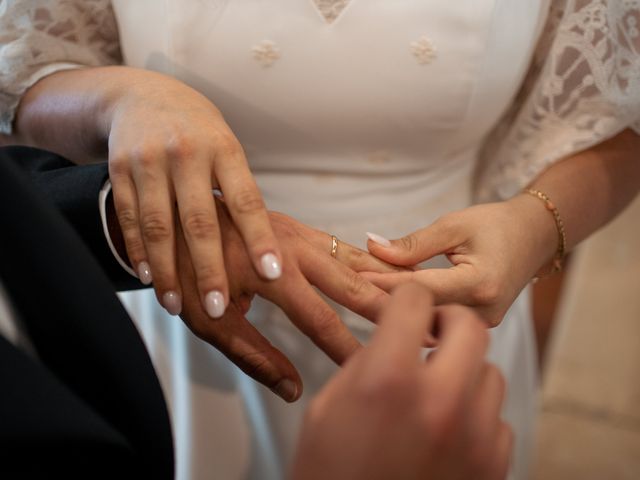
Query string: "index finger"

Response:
xmin=367 ymin=282 xmax=436 ymax=363
xmin=213 ymin=139 xmax=282 ymax=281
xmin=428 ymin=305 xmax=489 ymax=395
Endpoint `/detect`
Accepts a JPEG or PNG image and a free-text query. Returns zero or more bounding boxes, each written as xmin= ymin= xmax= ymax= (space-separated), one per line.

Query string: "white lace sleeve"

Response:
xmin=476 ymin=0 xmax=640 ymax=202
xmin=0 ymin=0 xmax=121 ymax=134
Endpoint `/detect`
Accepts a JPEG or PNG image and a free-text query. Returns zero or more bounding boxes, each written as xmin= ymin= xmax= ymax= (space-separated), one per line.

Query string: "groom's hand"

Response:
xmin=292 ymin=283 xmax=512 ymax=480
xmin=174 ymin=202 xmax=402 ymax=402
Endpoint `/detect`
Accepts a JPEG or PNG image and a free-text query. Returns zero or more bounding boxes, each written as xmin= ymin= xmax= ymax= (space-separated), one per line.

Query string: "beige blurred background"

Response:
xmin=531 ymin=194 xmax=640 ymax=479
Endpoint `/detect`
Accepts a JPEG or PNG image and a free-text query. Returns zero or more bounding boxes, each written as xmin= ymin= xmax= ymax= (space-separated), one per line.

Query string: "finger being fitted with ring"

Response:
xmin=323 ymin=232 xmax=405 ymax=273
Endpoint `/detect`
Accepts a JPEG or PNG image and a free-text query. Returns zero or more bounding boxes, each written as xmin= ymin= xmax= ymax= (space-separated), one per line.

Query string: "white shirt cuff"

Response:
xmin=99 ymin=180 xmax=138 ymax=278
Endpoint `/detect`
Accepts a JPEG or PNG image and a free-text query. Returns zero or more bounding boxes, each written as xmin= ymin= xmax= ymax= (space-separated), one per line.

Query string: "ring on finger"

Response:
xmin=330 ymin=235 xmax=339 ymax=258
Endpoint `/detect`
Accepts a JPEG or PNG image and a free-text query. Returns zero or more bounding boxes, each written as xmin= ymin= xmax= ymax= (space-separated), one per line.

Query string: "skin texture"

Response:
xmin=166 ymin=202 xmax=402 ymax=401
xmin=7 ymin=66 xmax=285 ymax=317
xmin=364 ymin=129 xmax=640 ymax=327
xmin=291 ymin=283 xmax=512 ymax=480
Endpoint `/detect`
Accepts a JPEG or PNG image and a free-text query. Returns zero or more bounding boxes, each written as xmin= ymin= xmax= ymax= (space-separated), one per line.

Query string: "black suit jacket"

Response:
xmin=0 ymin=147 xmax=174 ymax=479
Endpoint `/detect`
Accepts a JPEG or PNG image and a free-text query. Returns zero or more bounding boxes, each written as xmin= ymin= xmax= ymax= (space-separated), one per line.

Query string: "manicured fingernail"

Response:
xmin=162 ymin=291 xmax=182 ymax=316
xmin=205 ymin=290 xmax=226 ymax=318
xmin=273 ymin=379 xmax=299 ymax=402
xmin=137 ymin=261 xmax=152 ymax=285
xmin=260 ymin=253 xmax=282 ymax=280
xmin=366 ymin=232 xmax=391 ymax=247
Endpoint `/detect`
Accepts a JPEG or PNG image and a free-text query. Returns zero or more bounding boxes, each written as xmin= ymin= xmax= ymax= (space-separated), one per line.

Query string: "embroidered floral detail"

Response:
xmin=252 ymin=40 xmax=281 ymax=67
xmin=410 ymin=36 xmax=437 ymax=65
xmin=312 ymin=0 xmax=350 ymax=24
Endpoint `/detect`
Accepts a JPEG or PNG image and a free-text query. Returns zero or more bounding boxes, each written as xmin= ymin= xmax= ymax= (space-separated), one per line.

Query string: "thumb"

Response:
xmin=366 ymin=222 xmax=455 ymax=266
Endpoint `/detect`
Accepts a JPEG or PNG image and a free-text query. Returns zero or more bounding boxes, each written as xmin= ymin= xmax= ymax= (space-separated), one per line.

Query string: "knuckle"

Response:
xmin=183 ymin=210 xmax=218 ymax=241
xmin=308 ymin=303 xmax=341 ymax=339
xmin=345 ymin=247 xmax=364 ymax=263
xmin=344 ymin=272 xmax=368 ymax=299
xmin=165 ymin=133 xmax=194 ymax=161
xmin=237 ymin=350 xmax=274 ymax=383
xmin=116 ymin=207 xmax=138 ymax=232
xmin=109 ymin=154 xmax=131 ymax=177
xmin=229 ymin=189 xmax=266 ymax=216
xmin=132 ymin=145 xmax=162 ymax=169
xmin=141 ymin=212 xmax=172 ymax=243
xmin=399 ymin=233 xmax=419 ymax=254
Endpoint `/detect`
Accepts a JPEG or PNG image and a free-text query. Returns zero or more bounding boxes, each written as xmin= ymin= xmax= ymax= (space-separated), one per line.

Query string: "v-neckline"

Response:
xmin=310 ymin=0 xmax=352 ymax=24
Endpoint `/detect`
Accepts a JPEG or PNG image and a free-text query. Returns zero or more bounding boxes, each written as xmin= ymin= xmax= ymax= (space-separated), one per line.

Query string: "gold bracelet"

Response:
xmin=524 ymin=189 xmax=567 ymax=280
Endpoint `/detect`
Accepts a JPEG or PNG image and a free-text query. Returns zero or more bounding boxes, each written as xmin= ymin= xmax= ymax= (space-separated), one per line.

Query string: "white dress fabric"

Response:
xmin=2 ymin=2 xmax=640 ymax=479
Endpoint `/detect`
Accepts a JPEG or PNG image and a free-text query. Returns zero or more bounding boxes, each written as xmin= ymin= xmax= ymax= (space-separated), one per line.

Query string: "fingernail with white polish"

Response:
xmin=205 ymin=290 xmax=226 ymax=318
xmin=260 ymin=253 xmax=282 ymax=280
xmin=137 ymin=261 xmax=153 ymax=285
xmin=273 ymin=378 xmax=299 ymax=402
xmin=162 ymin=291 xmax=182 ymax=316
xmin=366 ymin=232 xmax=391 ymax=247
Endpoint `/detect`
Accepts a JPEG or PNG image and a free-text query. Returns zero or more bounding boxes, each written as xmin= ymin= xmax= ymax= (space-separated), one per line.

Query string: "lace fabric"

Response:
xmin=0 ymin=0 xmax=121 ymax=134
xmin=475 ymin=0 xmax=640 ymax=201
xmin=0 ymin=0 xmax=638 ymax=196
xmin=311 ymin=0 xmax=350 ymax=23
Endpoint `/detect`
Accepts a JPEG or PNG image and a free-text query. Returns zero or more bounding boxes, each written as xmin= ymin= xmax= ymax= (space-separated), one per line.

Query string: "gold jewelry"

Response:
xmin=330 ymin=235 xmax=339 ymax=258
xmin=524 ymin=189 xmax=567 ymax=280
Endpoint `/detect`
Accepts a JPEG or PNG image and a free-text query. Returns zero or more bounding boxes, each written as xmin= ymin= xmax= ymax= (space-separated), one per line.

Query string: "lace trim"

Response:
xmin=0 ymin=0 xmax=121 ymax=134
xmin=476 ymin=0 xmax=640 ymax=201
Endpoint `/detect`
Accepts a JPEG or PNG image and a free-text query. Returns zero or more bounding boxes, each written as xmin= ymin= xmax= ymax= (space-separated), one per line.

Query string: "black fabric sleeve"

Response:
xmin=0 ymin=146 xmax=143 ymax=291
xmin=0 ymin=336 xmax=138 ymax=479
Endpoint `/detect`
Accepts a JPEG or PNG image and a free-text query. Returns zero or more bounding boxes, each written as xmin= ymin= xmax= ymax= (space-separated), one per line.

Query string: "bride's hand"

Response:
xmin=176 ymin=204 xmax=403 ymax=401
xmin=105 ymin=68 xmax=280 ymax=318
xmin=362 ymin=196 xmax=558 ymax=327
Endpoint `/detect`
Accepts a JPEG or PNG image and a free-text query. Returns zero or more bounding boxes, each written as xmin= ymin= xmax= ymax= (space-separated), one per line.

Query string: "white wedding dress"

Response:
xmin=2 ymin=1 xmax=639 ymax=479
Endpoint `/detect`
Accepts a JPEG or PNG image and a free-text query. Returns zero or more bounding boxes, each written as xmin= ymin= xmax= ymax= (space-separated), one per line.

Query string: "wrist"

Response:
xmin=506 ymin=193 xmax=559 ymax=277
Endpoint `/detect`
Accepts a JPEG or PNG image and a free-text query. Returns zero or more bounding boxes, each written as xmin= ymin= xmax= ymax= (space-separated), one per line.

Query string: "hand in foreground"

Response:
xmin=363 ymin=197 xmax=558 ymax=326
xmin=105 ymin=68 xmax=281 ymax=318
xmin=291 ymin=283 xmax=512 ymax=480
xmin=174 ymin=204 xmax=403 ymax=401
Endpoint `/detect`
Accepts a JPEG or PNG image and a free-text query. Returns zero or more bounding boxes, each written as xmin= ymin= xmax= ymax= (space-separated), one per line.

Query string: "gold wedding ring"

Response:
xmin=330 ymin=235 xmax=339 ymax=258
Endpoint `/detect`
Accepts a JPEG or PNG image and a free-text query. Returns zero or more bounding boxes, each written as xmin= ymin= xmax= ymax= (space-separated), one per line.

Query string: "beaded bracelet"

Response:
xmin=524 ymin=189 xmax=567 ymax=280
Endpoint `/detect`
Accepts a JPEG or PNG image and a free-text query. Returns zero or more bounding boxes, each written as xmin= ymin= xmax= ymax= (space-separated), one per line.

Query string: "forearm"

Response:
xmin=508 ymin=128 xmax=640 ymax=270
